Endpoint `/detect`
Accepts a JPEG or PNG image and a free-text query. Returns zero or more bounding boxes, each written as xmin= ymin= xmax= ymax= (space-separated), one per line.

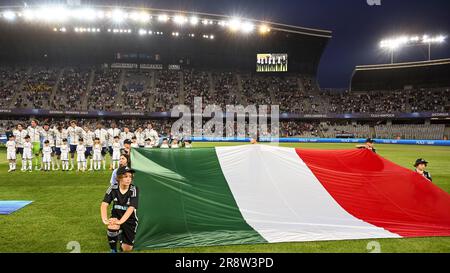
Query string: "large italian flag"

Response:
xmin=131 ymin=145 xmax=450 ymax=250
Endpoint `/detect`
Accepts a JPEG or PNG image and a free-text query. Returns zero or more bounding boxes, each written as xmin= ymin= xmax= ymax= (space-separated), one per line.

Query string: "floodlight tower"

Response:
xmin=379 ymin=34 xmax=447 ymax=63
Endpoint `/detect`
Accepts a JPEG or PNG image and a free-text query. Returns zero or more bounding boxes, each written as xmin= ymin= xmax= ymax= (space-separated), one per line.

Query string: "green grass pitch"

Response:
xmin=0 ymin=142 xmax=449 ymax=253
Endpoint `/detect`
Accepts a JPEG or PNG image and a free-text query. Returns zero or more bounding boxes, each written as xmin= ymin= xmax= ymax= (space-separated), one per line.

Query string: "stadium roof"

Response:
xmin=0 ymin=5 xmax=332 ymax=38
xmin=0 ymin=5 xmax=332 ymax=73
xmin=350 ymin=59 xmax=450 ymax=91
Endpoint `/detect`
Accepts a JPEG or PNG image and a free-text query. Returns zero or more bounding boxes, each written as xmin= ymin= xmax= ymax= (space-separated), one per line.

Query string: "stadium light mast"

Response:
xmin=423 ymin=35 xmax=446 ymax=61
xmin=380 ymin=34 xmax=447 ymax=63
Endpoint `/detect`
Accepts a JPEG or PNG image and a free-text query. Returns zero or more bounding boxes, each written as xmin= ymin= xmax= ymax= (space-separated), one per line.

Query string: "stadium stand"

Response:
xmin=375 ymin=124 xmax=446 ymax=140
xmin=87 ymin=68 xmax=121 ymax=111
xmin=0 ymin=66 xmax=448 ymax=116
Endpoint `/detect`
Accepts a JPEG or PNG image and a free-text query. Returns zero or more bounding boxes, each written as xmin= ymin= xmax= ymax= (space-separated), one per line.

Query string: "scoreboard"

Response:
xmin=256 ymin=53 xmax=288 ymax=72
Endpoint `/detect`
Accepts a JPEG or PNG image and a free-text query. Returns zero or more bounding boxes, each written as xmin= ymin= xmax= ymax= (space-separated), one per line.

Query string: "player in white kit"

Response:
xmin=131 ymin=136 xmax=139 ymax=148
xmin=107 ymin=122 xmax=121 ymax=161
xmin=42 ymin=140 xmax=53 ymax=171
xmin=13 ymin=124 xmax=28 ymax=171
xmin=6 ymin=135 xmax=17 ymax=173
xmin=27 ymin=120 xmax=43 ymax=171
xmin=135 ymin=127 xmax=145 ymax=147
xmin=92 ymin=138 xmax=103 ymax=171
xmin=83 ymin=126 xmax=95 ymax=171
xmin=94 ymin=122 xmax=108 ymax=170
xmin=41 ymin=124 xmax=56 ymax=170
xmin=144 ymin=123 xmax=159 ymax=148
xmin=67 ymin=120 xmax=84 ymax=171
xmin=60 ymin=139 xmax=70 ymax=171
xmin=111 ymin=136 xmax=121 ymax=169
xmin=76 ymin=138 xmax=87 ymax=172
xmin=53 ymin=125 xmax=67 ymax=171
xmin=144 ymin=138 xmax=153 ymax=148
xmin=22 ymin=135 xmax=33 ymax=172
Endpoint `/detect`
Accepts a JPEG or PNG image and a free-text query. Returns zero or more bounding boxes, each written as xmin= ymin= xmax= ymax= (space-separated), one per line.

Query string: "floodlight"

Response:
xmin=23 ymin=9 xmax=35 ymax=20
xmin=190 ymin=16 xmax=199 ymax=25
xmin=241 ymin=22 xmax=255 ymax=33
xmin=112 ymin=9 xmax=127 ymax=23
xmin=228 ymin=18 xmax=241 ymax=32
xmin=158 ymin=14 xmax=169 ymax=22
xmin=130 ymin=11 xmax=150 ymax=23
xmin=3 ymin=10 xmax=16 ymax=21
xmin=71 ymin=8 xmax=96 ymax=21
xmin=174 ymin=15 xmax=187 ymax=25
xmin=259 ymin=24 xmax=270 ymax=34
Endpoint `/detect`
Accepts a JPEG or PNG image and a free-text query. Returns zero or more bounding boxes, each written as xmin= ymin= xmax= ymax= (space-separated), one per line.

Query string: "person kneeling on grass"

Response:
xmin=101 ymin=166 xmax=139 ymax=253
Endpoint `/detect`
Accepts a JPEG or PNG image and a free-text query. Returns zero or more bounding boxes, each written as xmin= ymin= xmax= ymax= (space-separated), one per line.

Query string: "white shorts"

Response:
xmin=112 ymin=152 xmax=120 ymax=161
xmin=60 ymin=153 xmax=69 ymax=161
xmin=22 ymin=151 xmax=33 ymax=160
xmin=7 ymin=151 xmax=16 ymax=160
xmin=77 ymin=154 xmax=86 ymax=162
xmin=42 ymin=154 xmax=52 ymax=163
xmin=93 ymin=153 xmax=102 ymax=161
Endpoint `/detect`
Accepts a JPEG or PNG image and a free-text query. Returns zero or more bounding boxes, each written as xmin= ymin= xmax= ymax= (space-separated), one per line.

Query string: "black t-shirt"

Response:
xmin=103 ymin=184 xmax=139 ymax=223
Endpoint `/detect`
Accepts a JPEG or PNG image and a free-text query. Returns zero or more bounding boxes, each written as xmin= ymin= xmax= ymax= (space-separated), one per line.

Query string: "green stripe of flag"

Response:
xmin=131 ymin=148 xmax=266 ymax=250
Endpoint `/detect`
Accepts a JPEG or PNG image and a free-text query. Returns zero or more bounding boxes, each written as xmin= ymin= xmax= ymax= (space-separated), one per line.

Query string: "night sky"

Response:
xmin=5 ymin=0 xmax=450 ymax=88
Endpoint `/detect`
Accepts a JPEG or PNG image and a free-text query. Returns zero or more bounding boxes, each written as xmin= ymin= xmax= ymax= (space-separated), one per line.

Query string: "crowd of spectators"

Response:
xmin=0 ymin=67 xmax=25 ymax=108
xmin=87 ymin=68 xmax=120 ymax=111
xmin=184 ymin=70 xmax=212 ymax=110
xmin=0 ymin=66 xmax=448 ymax=115
xmin=152 ymin=70 xmax=180 ymax=112
xmin=213 ymin=72 xmax=239 ymax=109
xmin=20 ymin=68 xmax=58 ymax=109
xmin=52 ymin=68 xmax=90 ymax=110
xmin=121 ymin=71 xmax=152 ymax=111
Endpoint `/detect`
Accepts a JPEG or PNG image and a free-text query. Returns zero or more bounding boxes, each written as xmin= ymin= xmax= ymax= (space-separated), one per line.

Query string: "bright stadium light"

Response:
xmin=111 ymin=9 xmax=128 ymax=23
xmin=422 ymin=34 xmax=447 ymax=60
xmin=380 ymin=34 xmax=447 ymax=62
xmin=436 ymin=35 xmax=446 ymax=43
xmin=130 ymin=11 xmax=150 ymax=23
xmin=228 ymin=18 xmax=241 ymax=32
xmin=190 ymin=16 xmax=199 ymax=25
xmin=37 ymin=7 xmax=69 ymax=22
xmin=71 ymin=8 xmax=96 ymax=21
xmin=379 ymin=36 xmax=408 ymax=50
xmin=241 ymin=21 xmax=255 ymax=33
xmin=218 ymin=20 xmax=227 ymax=27
xmin=96 ymin=10 xmax=105 ymax=19
xmin=23 ymin=9 xmax=35 ymax=20
xmin=138 ymin=29 xmax=147 ymax=35
xmin=259 ymin=24 xmax=271 ymax=34
xmin=158 ymin=14 xmax=169 ymax=22
xmin=3 ymin=10 xmax=16 ymax=21
xmin=201 ymin=19 xmax=213 ymax=25
xmin=173 ymin=15 xmax=187 ymax=25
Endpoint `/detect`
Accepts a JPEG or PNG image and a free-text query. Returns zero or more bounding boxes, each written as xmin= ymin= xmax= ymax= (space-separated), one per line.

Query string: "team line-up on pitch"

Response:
xmin=4 ymin=119 xmax=192 ymax=173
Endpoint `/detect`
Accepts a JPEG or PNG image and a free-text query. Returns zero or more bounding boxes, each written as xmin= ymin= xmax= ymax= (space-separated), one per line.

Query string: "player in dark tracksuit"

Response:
xmin=101 ymin=166 xmax=139 ymax=252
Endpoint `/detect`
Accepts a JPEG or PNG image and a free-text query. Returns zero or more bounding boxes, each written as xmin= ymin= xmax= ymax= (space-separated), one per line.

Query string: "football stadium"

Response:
xmin=0 ymin=0 xmax=449 ymax=257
